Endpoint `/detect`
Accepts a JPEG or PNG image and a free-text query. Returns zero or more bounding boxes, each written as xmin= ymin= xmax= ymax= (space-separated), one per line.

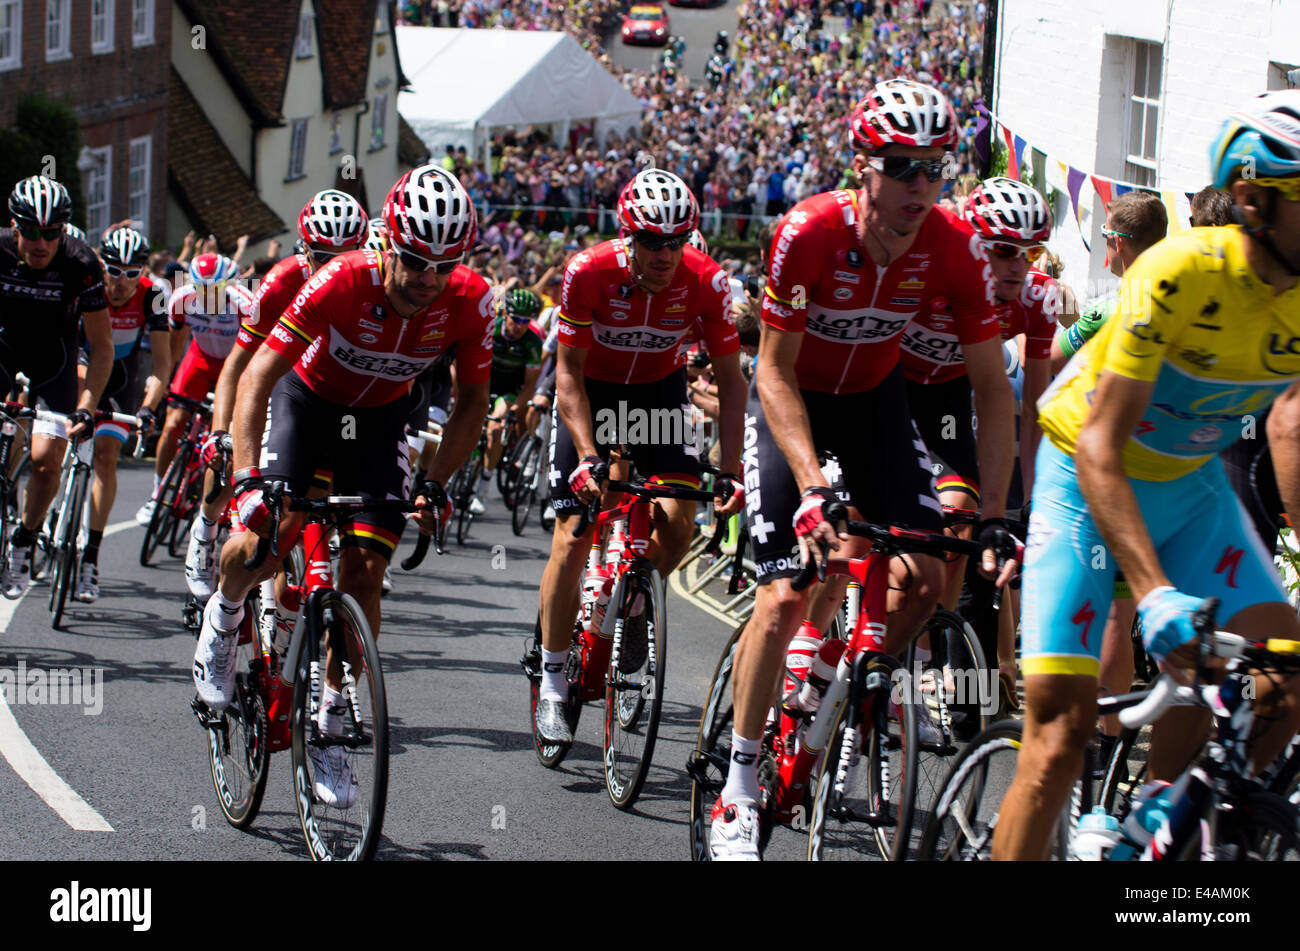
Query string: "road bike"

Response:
xmin=507 ymin=406 xmax=550 ymax=536
xmin=522 ymin=461 xmax=721 ymax=809
xmin=921 ymin=599 xmax=1300 ymax=861
xmin=140 ymin=392 xmax=213 ymax=566
xmin=193 ymin=482 xmax=431 ymax=860
xmin=686 ymin=507 xmax=1002 ymax=861
xmin=445 ymin=408 xmax=494 ymax=545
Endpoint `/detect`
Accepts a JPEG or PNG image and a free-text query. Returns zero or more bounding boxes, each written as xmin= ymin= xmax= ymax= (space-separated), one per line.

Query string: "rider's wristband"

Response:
xmin=232 ymin=466 xmax=261 ymax=485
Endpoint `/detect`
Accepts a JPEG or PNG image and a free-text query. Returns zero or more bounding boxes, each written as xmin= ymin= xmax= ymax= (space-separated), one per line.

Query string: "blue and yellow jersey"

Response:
xmin=1039 ymin=226 xmax=1300 ymax=481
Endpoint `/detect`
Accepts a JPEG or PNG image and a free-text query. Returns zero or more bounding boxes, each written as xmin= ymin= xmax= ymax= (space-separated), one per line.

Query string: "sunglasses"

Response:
xmin=1253 ymin=177 xmax=1300 ymax=202
xmin=104 ymin=264 xmax=142 ymax=278
xmin=634 ymin=232 xmax=690 ymax=252
xmin=17 ymin=224 xmax=63 ymax=241
xmin=308 ymin=248 xmax=342 ymax=266
xmin=508 ymin=313 xmax=533 ymax=323
xmin=867 ymin=156 xmax=947 ymax=183
xmin=983 ymin=241 xmax=1046 ymax=263
xmin=397 ymin=249 xmax=460 ymax=274
xmin=1100 ymin=224 xmax=1133 ymax=240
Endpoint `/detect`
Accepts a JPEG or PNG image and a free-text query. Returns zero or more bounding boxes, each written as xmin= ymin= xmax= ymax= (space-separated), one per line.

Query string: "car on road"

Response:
xmin=621 ymin=4 xmax=670 ymax=45
xmin=668 ymin=0 xmax=711 ymax=6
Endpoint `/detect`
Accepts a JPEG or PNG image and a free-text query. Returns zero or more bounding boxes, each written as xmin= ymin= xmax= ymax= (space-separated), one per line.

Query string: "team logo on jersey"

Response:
xmin=608 ymin=297 xmax=631 ymax=310
xmin=420 ymin=328 xmax=445 ymax=341
xmin=665 ymin=304 xmax=686 ymax=314
xmin=618 ymin=283 xmax=634 ymax=298
xmin=372 ymin=305 xmax=386 ymax=321
xmin=360 ymin=332 xmax=379 ymax=344
xmin=1263 ymin=333 xmax=1300 ymax=376
xmin=833 ymin=270 xmax=860 ymax=284
xmin=898 ymin=279 xmax=925 ymax=291
xmin=845 ymin=249 xmax=863 ymax=268
xmin=608 ymin=311 xmax=630 ymax=321
xmin=834 ymin=287 xmax=853 ymax=301
xmin=413 ymin=345 xmax=439 ymax=354
xmin=892 ymin=297 xmax=921 ymax=307
xmin=1188 ymin=424 xmax=1223 ymax=444
xmin=359 ymin=318 xmax=383 ymax=333
xmin=662 ymin=318 xmax=684 ymax=326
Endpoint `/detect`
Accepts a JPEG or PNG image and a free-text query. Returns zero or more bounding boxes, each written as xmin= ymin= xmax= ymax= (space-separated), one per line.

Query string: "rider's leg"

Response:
xmin=85 ymin=433 xmax=124 ymax=565
xmin=20 ymin=432 xmax=65 ymax=532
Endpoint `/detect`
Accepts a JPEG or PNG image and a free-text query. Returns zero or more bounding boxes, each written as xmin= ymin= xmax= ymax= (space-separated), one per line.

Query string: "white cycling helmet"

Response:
xmin=297 ymin=189 xmax=367 ymax=250
xmin=850 ymin=78 xmax=959 ymax=151
xmin=616 ymin=168 xmax=700 ymax=236
xmin=64 ymin=223 xmax=87 ymax=242
xmin=363 ymin=217 xmax=387 ymax=253
xmin=8 ymin=175 xmax=72 ymax=228
xmin=100 ymin=227 xmax=149 ymax=266
xmin=687 ymin=228 xmax=709 ymax=255
xmin=966 ymin=177 xmax=1053 ymax=242
xmin=383 ymin=164 xmax=477 ymax=260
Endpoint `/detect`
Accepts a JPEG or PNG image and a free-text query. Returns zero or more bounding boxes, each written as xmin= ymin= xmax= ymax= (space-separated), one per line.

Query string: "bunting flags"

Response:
xmin=993 ymin=117 xmax=1210 ymax=251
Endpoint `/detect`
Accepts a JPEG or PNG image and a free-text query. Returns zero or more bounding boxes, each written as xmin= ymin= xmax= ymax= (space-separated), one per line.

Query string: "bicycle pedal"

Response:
xmin=606 ymin=676 xmax=642 ymax=691
xmin=685 ymin=748 xmax=729 ymax=785
xmin=190 ymin=696 xmax=224 ymax=730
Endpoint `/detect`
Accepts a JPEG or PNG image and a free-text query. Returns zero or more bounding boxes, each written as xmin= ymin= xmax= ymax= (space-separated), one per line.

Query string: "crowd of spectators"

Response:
xmin=397 ymin=0 xmax=990 ymax=247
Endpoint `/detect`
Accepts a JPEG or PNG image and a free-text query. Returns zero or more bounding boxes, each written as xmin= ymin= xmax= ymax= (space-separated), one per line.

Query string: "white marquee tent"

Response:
xmin=396 ymin=27 xmax=643 ymax=161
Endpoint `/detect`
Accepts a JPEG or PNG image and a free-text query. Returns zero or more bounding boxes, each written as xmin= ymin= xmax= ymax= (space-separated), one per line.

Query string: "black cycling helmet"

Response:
xmin=100 ymin=227 xmax=150 ymax=266
xmin=502 ymin=288 xmax=542 ymax=319
xmin=8 ymin=175 xmax=73 ymax=228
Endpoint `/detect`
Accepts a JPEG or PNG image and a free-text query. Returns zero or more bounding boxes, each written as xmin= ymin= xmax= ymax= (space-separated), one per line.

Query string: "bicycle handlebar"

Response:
xmin=570 ymin=468 xmax=731 ymax=538
xmin=790 ymin=519 xmax=988 ymax=591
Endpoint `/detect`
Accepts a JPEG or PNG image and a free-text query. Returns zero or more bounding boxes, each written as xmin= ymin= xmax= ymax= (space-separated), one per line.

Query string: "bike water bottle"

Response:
xmin=579 ymin=543 xmax=605 ymax=634
xmin=1110 ymin=780 xmax=1172 ymax=861
xmin=796 ymin=638 xmax=846 ymax=713
xmin=273 ymin=585 xmax=303 ymax=656
xmin=1069 ymin=807 xmax=1121 ymax=861
xmin=779 ymin=627 xmax=823 ymax=758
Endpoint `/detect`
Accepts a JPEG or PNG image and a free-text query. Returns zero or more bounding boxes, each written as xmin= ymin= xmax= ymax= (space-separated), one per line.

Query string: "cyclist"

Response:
xmin=710 ymin=79 xmax=1019 ymax=859
xmin=183 ymin=189 xmax=368 ymax=599
xmin=899 ymin=177 xmax=1059 ymax=702
xmin=1 ymin=176 xmax=113 ymax=598
xmin=534 ymin=167 xmax=747 ymax=746
xmin=994 ymin=91 xmax=1300 ymax=860
xmin=136 ymin=252 xmax=252 ymax=526
xmin=192 ymin=165 xmax=491 ymax=805
xmin=484 ymin=288 xmax=545 ymax=480
xmin=76 ymin=227 xmax=171 ymax=602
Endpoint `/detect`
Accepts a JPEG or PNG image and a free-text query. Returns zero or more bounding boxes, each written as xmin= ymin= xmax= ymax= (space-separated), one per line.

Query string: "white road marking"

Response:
xmin=0 ymin=590 xmax=114 ymax=831
xmin=103 ymin=517 xmax=139 ymax=539
xmin=669 ymin=556 xmax=744 ymax=628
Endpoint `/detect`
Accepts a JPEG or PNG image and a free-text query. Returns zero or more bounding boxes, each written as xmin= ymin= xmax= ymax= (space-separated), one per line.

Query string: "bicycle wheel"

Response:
xmin=169 ymin=465 xmax=202 ymax=559
xmin=139 ymin=451 xmax=184 ymax=566
xmin=206 ymin=601 xmax=270 ymax=829
xmin=686 ymin=620 xmax=745 ymax=860
xmin=290 ymin=590 xmax=388 ymax=861
xmin=907 ymin=610 xmax=991 ymax=849
xmin=497 ymin=430 xmax=520 ymax=502
xmin=456 ymin=456 xmax=482 ymax=546
xmin=50 ymin=467 xmax=88 ymax=628
xmin=1213 ymin=790 xmax=1300 ymax=860
xmin=1099 ymin=724 xmax=1151 ymax=821
xmin=524 ymin=613 xmax=582 ymax=769
xmin=603 ymin=565 xmax=666 ymax=810
xmin=511 ymin=438 xmax=541 ymax=536
xmin=808 ymin=654 xmax=917 ymax=860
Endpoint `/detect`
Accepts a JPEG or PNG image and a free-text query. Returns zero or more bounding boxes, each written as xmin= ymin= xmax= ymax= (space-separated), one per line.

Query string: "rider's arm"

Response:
xmin=144 ymin=329 xmax=171 ymax=412
xmin=556 ymin=343 xmax=597 ymax=458
xmin=516 ymin=364 xmax=541 ymax=412
xmin=79 ymin=307 xmax=114 ymax=409
xmin=755 ymin=325 xmax=823 ymax=492
xmin=709 ymin=349 xmax=745 ymax=478
xmin=1020 ymin=355 xmax=1050 ymax=501
xmin=962 ymin=336 xmax=1015 ymax=520
xmin=231 ymin=345 xmax=294 ymax=473
xmin=1074 ymin=371 xmax=1169 ymax=601
xmin=212 ymin=345 xmax=254 ymax=433
xmin=1268 ymin=379 xmax=1300 ymax=527
xmin=422 ymin=379 xmax=490 ymax=485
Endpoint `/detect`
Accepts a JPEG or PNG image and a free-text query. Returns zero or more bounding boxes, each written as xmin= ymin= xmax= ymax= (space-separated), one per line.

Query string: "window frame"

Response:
xmin=132 ymin=0 xmax=154 ymax=47
xmin=1123 ymin=39 xmax=1162 ymax=188
xmin=286 ymin=118 xmax=310 ymax=182
xmin=83 ymin=145 xmax=114 ymax=242
xmin=45 ymin=0 xmax=71 ymax=62
xmin=375 ymin=1 xmax=389 ymax=34
xmin=0 ymin=0 xmax=22 ymax=72
xmin=128 ymin=136 xmax=152 ymax=230
xmin=295 ymin=9 xmax=314 ymax=59
xmin=328 ymin=112 xmax=344 ymax=154
xmin=91 ymin=0 xmax=115 ymax=54
xmin=369 ymin=93 xmax=388 ymax=151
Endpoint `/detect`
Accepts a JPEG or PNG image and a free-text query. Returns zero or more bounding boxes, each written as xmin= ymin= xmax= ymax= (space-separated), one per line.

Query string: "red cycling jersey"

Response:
xmin=237 ymin=253 xmax=312 ymax=352
xmin=762 ymin=192 xmax=997 ymax=393
xmin=168 ymin=281 xmax=255 ymax=360
xmin=265 ymin=249 xmax=494 ymax=408
xmin=901 ymin=261 xmax=1060 ymax=384
xmin=557 ymin=239 xmax=739 ymax=384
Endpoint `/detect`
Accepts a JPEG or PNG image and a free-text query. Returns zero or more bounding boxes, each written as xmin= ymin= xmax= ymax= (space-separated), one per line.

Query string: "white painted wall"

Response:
xmin=995 ymin=0 xmax=1300 ymax=298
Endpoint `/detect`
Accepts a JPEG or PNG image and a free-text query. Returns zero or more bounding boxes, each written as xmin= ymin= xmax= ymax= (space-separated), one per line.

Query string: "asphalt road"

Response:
xmin=0 ymin=459 xmax=827 ymax=861
xmin=609 ymin=0 xmax=737 ymax=86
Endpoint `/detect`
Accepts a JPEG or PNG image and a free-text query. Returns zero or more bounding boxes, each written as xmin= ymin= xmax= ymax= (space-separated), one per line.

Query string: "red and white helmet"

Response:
xmin=687 ymin=229 xmax=709 ymax=255
xmin=966 ymin=177 xmax=1053 ymax=241
xmin=383 ymin=164 xmax=477 ymax=260
xmin=850 ymin=78 xmax=959 ymax=151
xmin=188 ymin=253 xmax=239 ymax=285
xmin=616 ymin=169 xmax=699 ymax=236
xmin=297 ymin=189 xmax=367 ymax=250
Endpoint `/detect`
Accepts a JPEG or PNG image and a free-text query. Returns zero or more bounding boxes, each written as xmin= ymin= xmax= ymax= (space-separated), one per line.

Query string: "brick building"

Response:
xmin=0 ymin=0 xmax=169 ymax=242
xmin=992 ymin=0 xmax=1300 ymax=288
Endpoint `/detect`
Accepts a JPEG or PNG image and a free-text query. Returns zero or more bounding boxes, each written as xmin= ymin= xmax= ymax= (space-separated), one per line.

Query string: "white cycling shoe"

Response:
xmin=73 ymin=561 xmax=99 ymax=603
xmin=308 ymin=744 xmax=358 ymax=809
xmin=3 ymin=542 xmax=33 ymax=600
xmin=135 ymin=499 xmax=156 ymax=526
xmin=709 ymin=796 xmax=761 ymax=861
xmin=185 ymin=525 xmax=218 ymax=599
xmin=193 ymin=595 xmax=241 ymax=712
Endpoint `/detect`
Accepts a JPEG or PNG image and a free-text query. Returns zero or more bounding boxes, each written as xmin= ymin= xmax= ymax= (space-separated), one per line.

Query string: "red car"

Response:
xmin=621 ymin=4 xmax=670 ymax=45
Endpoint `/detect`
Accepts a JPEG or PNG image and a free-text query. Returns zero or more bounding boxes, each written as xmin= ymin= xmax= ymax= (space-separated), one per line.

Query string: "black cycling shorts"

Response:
xmin=548 ymin=367 xmax=701 ymax=513
xmin=261 ymin=373 xmax=411 ymax=559
xmin=743 ymin=365 xmax=942 ymax=584
xmin=406 ymin=364 xmax=453 ymax=434
xmin=906 ymin=375 xmax=980 ymax=503
xmin=0 ymin=339 xmax=77 ymax=418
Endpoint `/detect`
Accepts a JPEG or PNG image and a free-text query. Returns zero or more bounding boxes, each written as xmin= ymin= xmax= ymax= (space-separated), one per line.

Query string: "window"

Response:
xmin=287 ymin=119 xmax=309 ymax=180
xmin=45 ymin=0 xmax=70 ymax=61
xmin=295 ymin=9 xmax=313 ymax=58
xmin=0 ymin=0 xmax=21 ymax=71
xmin=375 ymin=1 xmax=389 ymax=34
xmin=128 ymin=137 xmax=151 ymax=229
xmin=369 ymin=94 xmax=388 ymax=150
xmin=83 ymin=146 xmax=113 ymax=241
xmin=328 ymin=112 xmax=343 ymax=154
xmin=1269 ymin=61 xmax=1300 ymax=90
xmin=92 ymin=0 xmax=114 ymax=53
xmin=1124 ymin=40 xmax=1162 ymax=187
xmin=132 ymin=0 xmax=154 ymax=46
